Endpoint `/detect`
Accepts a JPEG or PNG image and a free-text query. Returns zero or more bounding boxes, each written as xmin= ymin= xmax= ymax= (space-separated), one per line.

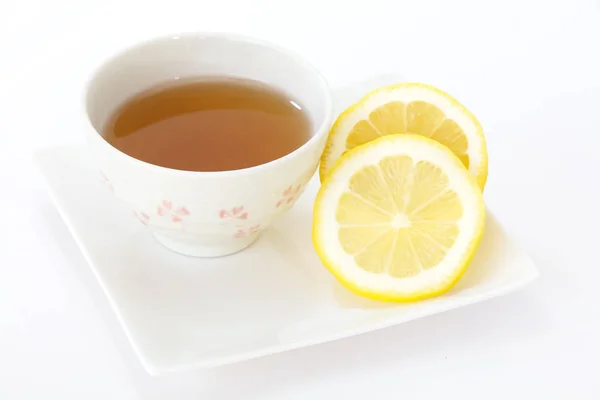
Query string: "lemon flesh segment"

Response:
xmin=313 ymin=135 xmax=485 ymax=302
xmin=321 ymin=83 xmax=487 ymax=190
xmin=340 ymin=159 xmax=462 ymax=274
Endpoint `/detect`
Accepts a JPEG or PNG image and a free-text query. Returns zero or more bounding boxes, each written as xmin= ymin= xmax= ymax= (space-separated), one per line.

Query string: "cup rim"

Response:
xmin=84 ymin=32 xmax=334 ymax=178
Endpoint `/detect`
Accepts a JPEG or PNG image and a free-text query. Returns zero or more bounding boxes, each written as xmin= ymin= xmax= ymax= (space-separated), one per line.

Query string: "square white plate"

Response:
xmin=36 ymin=76 xmax=538 ymax=375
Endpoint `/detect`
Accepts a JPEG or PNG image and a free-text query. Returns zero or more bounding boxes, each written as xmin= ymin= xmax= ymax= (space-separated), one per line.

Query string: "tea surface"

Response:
xmin=104 ymin=78 xmax=311 ymax=171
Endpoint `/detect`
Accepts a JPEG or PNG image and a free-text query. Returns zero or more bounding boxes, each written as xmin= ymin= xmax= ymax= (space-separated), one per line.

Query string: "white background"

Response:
xmin=1 ymin=0 xmax=599 ymax=398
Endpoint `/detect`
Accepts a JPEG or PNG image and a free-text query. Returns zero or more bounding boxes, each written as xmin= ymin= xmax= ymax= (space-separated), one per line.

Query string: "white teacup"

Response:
xmin=85 ymin=33 xmax=333 ymax=257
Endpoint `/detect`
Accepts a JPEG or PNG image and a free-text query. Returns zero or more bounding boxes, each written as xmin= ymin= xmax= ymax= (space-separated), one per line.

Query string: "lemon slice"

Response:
xmin=320 ymin=83 xmax=488 ymax=189
xmin=313 ymin=135 xmax=485 ymax=301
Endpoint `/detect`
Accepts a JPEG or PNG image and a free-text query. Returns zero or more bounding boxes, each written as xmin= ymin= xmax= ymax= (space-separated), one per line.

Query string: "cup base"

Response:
xmin=153 ymin=232 xmax=260 ymax=257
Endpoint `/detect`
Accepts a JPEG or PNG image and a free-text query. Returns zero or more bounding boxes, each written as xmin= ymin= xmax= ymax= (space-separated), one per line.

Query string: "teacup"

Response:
xmin=85 ymin=33 xmax=333 ymax=257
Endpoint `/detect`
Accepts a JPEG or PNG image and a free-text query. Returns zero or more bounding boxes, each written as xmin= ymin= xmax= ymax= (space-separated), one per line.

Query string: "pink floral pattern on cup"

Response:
xmin=234 ymin=224 xmax=262 ymax=238
xmin=276 ymin=184 xmax=303 ymax=208
xmin=134 ymin=211 xmax=150 ymax=226
xmin=100 ymin=172 xmax=113 ymax=193
xmin=219 ymin=206 xmax=248 ymax=220
xmin=157 ymin=200 xmax=190 ymax=223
